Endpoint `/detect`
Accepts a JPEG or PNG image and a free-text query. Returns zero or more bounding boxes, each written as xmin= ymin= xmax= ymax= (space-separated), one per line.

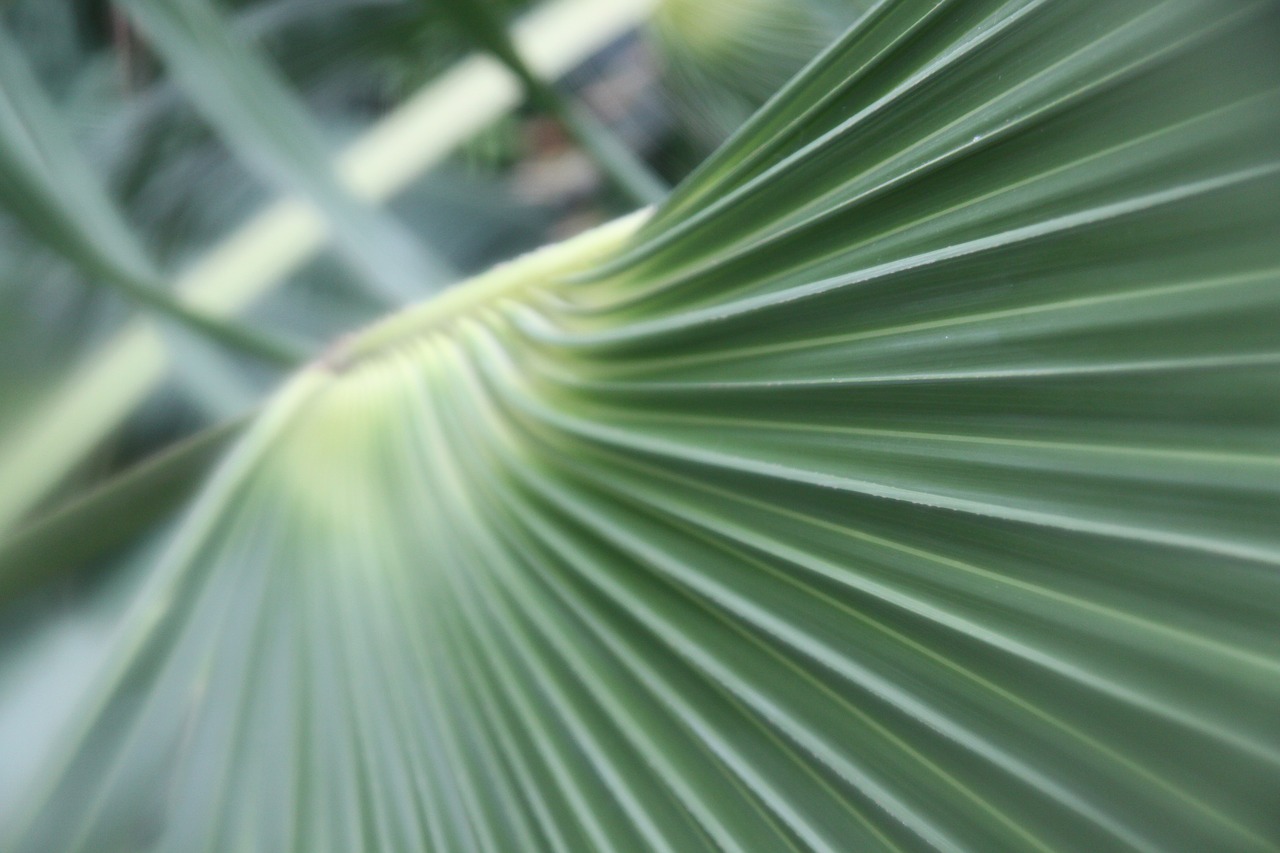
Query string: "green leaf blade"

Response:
xmin=5 ymin=0 xmax=1280 ymax=850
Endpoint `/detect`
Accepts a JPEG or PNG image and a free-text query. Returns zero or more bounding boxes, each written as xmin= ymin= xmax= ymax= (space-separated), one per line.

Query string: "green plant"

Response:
xmin=2 ymin=0 xmax=1278 ymax=850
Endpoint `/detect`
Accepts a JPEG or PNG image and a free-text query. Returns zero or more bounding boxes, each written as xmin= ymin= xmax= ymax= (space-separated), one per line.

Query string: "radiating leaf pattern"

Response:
xmin=6 ymin=1 xmax=1279 ymax=850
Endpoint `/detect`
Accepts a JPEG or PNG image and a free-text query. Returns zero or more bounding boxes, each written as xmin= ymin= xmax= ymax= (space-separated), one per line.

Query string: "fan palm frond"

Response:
xmin=4 ymin=1 xmax=1279 ymax=850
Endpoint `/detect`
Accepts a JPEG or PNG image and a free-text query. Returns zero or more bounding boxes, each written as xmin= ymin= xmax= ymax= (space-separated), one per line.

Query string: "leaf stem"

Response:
xmin=440 ymin=0 xmax=668 ymax=206
xmin=107 ymin=270 xmax=307 ymax=367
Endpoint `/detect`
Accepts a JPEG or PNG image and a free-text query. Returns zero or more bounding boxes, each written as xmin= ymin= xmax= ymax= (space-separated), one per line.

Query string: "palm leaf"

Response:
xmin=4 ymin=0 xmax=1279 ymax=850
xmin=650 ymin=0 xmax=867 ymax=148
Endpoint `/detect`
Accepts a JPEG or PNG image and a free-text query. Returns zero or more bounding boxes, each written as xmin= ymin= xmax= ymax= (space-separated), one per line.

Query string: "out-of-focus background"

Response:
xmin=1 ymin=0 xmax=863 ymax=482
xmin=0 ymin=0 xmax=863 ymax=816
